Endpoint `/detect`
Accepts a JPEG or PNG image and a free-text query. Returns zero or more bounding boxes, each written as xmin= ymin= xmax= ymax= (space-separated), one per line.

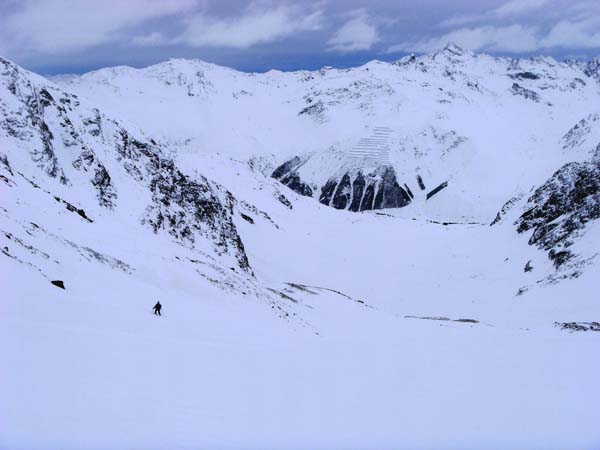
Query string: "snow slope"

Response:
xmin=2 ymin=47 xmax=600 ymax=450
xmin=58 ymin=44 xmax=600 ymax=221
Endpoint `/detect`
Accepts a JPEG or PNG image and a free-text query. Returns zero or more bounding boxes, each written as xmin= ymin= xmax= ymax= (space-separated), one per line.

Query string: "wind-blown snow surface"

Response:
xmin=2 ymin=47 xmax=600 ymax=449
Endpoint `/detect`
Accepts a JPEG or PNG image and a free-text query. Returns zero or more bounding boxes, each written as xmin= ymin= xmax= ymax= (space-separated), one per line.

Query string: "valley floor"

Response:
xmin=3 ymin=205 xmax=600 ymax=450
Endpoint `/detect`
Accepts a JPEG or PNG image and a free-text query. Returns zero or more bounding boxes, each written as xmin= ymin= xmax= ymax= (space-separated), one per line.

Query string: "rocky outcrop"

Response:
xmin=490 ymin=193 xmax=525 ymax=225
xmin=114 ymin=129 xmax=252 ymax=272
xmin=516 ymin=160 xmax=600 ymax=268
xmin=508 ymin=72 xmax=540 ymax=80
xmin=271 ymin=156 xmax=313 ymax=197
xmin=319 ymin=166 xmax=411 ymax=211
xmin=273 ymin=156 xmax=418 ymax=212
xmin=583 ymin=59 xmax=600 ymax=83
xmin=0 ymin=59 xmax=68 ymax=184
xmin=298 ymin=100 xmax=326 ymax=123
xmin=51 ymin=280 xmax=65 ymax=289
xmin=511 ymin=83 xmax=540 ymax=102
xmin=426 ymin=181 xmax=448 ymax=200
xmin=560 ymin=114 xmax=600 ymax=152
xmin=555 ymin=321 xmax=600 ymax=332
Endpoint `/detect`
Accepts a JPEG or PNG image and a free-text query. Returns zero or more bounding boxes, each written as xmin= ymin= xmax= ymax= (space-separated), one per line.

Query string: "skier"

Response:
xmin=153 ymin=301 xmax=162 ymax=316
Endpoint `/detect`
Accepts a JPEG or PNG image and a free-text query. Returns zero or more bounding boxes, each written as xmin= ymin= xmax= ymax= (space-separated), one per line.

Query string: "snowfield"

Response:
xmin=2 ymin=45 xmax=600 ymax=449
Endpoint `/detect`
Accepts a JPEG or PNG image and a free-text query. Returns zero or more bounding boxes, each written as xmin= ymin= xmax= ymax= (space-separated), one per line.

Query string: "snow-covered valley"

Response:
xmin=2 ymin=45 xmax=600 ymax=449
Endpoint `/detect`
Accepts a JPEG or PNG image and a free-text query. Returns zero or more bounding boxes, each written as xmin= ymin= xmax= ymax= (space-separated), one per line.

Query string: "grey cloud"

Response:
xmin=1 ymin=0 xmax=599 ymax=75
xmin=173 ymin=5 xmax=324 ymax=49
xmin=0 ymin=0 xmax=197 ymax=55
xmin=390 ymin=0 xmax=600 ymax=55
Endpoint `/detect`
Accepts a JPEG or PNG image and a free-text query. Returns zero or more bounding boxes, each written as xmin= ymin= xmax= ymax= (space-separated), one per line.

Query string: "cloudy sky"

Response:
xmin=1 ymin=0 xmax=599 ymax=75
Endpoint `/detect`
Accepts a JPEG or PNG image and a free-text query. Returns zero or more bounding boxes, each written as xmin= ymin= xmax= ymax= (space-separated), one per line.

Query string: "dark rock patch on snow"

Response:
xmin=509 ymin=72 xmax=540 ymax=80
xmin=240 ymin=213 xmax=254 ymax=224
xmin=51 ymin=280 xmax=65 ymax=289
xmin=511 ymin=83 xmax=540 ymax=102
xmin=405 ymin=315 xmax=480 ymax=324
xmin=426 ymin=181 xmax=448 ymax=200
xmin=53 ymin=196 xmax=93 ymax=223
xmin=555 ymin=321 xmax=600 ymax=332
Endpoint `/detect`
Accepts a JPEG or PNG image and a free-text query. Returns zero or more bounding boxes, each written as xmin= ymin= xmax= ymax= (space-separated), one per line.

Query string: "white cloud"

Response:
xmin=441 ymin=0 xmax=548 ymax=28
xmin=389 ymin=24 xmax=541 ymax=54
xmin=392 ymin=0 xmax=600 ymax=55
xmin=175 ymin=6 xmax=323 ymax=49
xmin=0 ymin=0 xmax=196 ymax=54
xmin=541 ymin=17 xmax=600 ymax=49
xmin=327 ymin=10 xmax=380 ymax=53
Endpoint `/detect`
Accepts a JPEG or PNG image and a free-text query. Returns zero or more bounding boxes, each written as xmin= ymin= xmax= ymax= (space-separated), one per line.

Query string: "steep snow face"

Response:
xmin=0 ymin=56 xmax=259 ymax=275
xmin=57 ymin=46 xmax=600 ymax=222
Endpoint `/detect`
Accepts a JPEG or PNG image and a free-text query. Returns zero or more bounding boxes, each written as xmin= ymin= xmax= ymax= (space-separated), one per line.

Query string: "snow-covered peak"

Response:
xmin=438 ymin=42 xmax=473 ymax=58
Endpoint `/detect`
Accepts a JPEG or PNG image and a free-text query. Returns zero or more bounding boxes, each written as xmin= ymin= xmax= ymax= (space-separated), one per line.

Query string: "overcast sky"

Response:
xmin=1 ymin=0 xmax=599 ymax=75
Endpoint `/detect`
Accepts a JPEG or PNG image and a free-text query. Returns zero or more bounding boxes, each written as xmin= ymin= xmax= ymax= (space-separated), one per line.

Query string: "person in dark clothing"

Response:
xmin=153 ymin=301 xmax=162 ymax=316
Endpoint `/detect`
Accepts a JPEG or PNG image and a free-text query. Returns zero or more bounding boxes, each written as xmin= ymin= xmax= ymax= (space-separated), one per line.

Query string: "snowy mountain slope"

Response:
xmin=2 ymin=49 xmax=600 ymax=450
xmin=484 ymin=112 xmax=600 ymax=288
xmin=0 ymin=56 xmax=256 ymax=272
xmin=0 ymin=56 xmax=337 ymax=329
xmin=55 ymin=44 xmax=600 ymax=222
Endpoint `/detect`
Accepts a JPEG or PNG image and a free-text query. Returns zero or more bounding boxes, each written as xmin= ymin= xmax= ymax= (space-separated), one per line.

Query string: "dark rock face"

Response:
xmin=509 ymin=72 xmax=540 ymax=80
xmin=560 ymin=114 xmax=600 ymax=152
xmin=116 ymin=134 xmax=253 ymax=273
xmin=555 ymin=321 xmax=600 ymax=332
xmin=272 ymin=156 xmax=301 ymax=179
xmin=276 ymin=193 xmax=292 ymax=209
xmin=271 ymin=156 xmax=313 ymax=197
xmin=330 ymin=173 xmax=352 ymax=209
xmin=51 ymin=280 xmax=65 ymax=289
xmin=0 ymin=153 xmax=14 ymax=186
xmin=516 ymin=160 xmax=600 ymax=268
xmin=349 ymin=173 xmax=366 ymax=211
xmin=320 ymin=166 xmax=411 ymax=211
xmin=426 ymin=181 xmax=448 ymax=200
xmin=280 ymin=173 xmax=313 ymax=197
xmin=298 ymin=100 xmax=326 ymax=123
xmin=240 ymin=213 xmax=254 ymax=224
xmin=274 ymin=157 xmax=413 ymax=212
xmin=319 ymin=179 xmax=337 ymax=205
xmin=490 ymin=194 xmax=524 ymax=225
xmin=72 ymin=148 xmax=117 ymax=208
xmin=511 ymin=83 xmax=540 ymax=102
xmin=53 ymin=196 xmax=94 ymax=223
xmin=583 ymin=59 xmax=600 ymax=83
